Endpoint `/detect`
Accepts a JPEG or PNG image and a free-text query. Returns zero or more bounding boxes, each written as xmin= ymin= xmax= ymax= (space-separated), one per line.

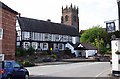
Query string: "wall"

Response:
xmin=1 ymin=9 xmax=17 ymax=60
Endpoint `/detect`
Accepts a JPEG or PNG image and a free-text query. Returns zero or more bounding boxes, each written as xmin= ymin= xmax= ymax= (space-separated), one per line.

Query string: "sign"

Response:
xmin=0 ymin=28 xmax=3 ymax=40
xmin=0 ymin=54 xmax=4 ymax=61
xmin=106 ymin=22 xmax=116 ymax=33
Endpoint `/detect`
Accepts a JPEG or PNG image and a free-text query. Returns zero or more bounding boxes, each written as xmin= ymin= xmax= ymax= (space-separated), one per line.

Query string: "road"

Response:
xmin=26 ymin=62 xmax=111 ymax=78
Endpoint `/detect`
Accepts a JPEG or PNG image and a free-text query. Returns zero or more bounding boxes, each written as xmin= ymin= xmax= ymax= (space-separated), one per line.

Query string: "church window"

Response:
xmin=73 ymin=16 xmax=76 ymax=22
xmin=65 ymin=15 xmax=68 ymax=21
xmin=61 ymin=16 xmax=63 ymax=23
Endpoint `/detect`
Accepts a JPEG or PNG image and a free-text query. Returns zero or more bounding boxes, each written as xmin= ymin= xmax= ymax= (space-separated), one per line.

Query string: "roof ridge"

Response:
xmin=18 ymin=17 xmax=79 ymax=36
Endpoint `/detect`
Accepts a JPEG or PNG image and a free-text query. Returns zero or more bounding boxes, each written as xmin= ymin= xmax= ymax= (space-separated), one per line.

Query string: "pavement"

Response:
xmin=35 ymin=61 xmax=72 ymax=66
xmin=34 ymin=57 xmax=96 ymax=66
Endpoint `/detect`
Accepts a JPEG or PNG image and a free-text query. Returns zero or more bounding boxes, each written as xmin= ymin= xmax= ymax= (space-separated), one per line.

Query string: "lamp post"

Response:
xmin=117 ymin=0 xmax=120 ymax=31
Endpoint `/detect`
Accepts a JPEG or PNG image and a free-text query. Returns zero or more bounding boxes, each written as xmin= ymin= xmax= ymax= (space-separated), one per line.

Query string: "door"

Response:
xmin=12 ymin=61 xmax=25 ymax=78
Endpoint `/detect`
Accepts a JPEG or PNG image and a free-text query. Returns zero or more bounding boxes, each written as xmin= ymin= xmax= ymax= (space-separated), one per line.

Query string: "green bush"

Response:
xmin=16 ymin=47 xmax=27 ymax=57
xmin=21 ymin=61 xmax=35 ymax=67
xmin=64 ymin=48 xmax=72 ymax=56
xmin=26 ymin=46 xmax=35 ymax=55
xmin=40 ymin=52 xmax=49 ymax=56
xmin=51 ymin=54 xmax=57 ymax=59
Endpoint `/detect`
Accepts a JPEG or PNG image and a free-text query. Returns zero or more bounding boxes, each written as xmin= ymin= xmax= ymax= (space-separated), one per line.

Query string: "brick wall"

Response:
xmin=1 ymin=9 xmax=17 ymax=60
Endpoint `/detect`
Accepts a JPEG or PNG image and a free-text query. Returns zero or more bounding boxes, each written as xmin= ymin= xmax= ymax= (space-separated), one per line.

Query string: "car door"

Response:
xmin=12 ymin=61 xmax=25 ymax=78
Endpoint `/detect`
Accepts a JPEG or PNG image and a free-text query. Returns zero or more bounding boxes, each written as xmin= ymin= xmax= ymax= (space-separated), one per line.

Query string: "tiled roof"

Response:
xmin=70 ymin=42 xmax=97 ymax=50
xmin=17 ymin=17 xmax=79 ymax=36
xmin=80 ymin=42 xmax=97 ymax=50
xmin=0 ymin=1 xmax=18 ymax=14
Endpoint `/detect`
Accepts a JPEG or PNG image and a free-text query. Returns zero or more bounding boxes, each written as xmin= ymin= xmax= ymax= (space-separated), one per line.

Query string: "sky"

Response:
xmin=0 ymin=0 xmax=118 ymax=31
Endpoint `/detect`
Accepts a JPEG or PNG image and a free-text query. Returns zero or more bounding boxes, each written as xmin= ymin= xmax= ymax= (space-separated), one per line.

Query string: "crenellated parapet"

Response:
xmin=62 ymin=4 xmax=79 ymax=14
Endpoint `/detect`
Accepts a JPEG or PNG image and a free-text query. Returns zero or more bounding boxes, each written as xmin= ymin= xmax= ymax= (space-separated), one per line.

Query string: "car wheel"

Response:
xmin=7 ymin=75 xmax=12 ymax=79
xmin=25 ymin=74 xmax=29 ymax=79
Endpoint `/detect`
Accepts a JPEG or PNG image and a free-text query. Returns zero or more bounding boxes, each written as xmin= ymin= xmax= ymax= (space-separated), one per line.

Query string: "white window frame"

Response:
xmin=0 ymin=28 xmax=3 ymax=40
xmin=23 ymin=42 xmax=30 ymax=50
xmin=42 ymin=43 xmax=48 ymax=50
xmin=22 ymin=32 xmax=30 ymax=40
xmin=58 ymin=43 xmax=64 ymax=50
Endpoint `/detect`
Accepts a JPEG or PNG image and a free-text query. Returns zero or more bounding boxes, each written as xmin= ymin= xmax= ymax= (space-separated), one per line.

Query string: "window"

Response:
xmin=0 ymin=28 xmax=3 ymax=40
xmin=54 ymin=43 xmax=58 ymax=51
xmin=61 ymin=16 xmax=63 ymax=23
xmin=22 ymin=32 xmax=30 ymax=40
xmin=65 ymin=15 xmax=69 ymax=21
xmin=42 ymin=43 xmax=48 ymax=50
xmin=49 ymin=34 xmax=52 ymax=41
xmin=23 ymin=42 xmax=30 ymax=49
xmin=59 ymin=43 xmax=64 ymax=50
xmin=55 ymin=34 xmax=59 ymax=41
xmin=63 ymin=35 xmax=68 ymax=42
xmin=73 ymin=16 xmax=76 ymax=22
xmin=44 ymin=34 xmax=49 ymax=41
xmin=16 ymin=42 xmax=20 ymax=46
xmin=5 ymin=62 xmax=12 ymax=68
xmin=68 ymin=36 xmax=72 ymax=42
xmin=32 ymin=42 xmax=38 ymax=49
xmin=12 ymin=61 xmax=20 ymax=68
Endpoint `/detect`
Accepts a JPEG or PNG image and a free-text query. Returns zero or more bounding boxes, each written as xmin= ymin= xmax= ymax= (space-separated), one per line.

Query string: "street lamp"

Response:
xmin=117 ymin=0 xmax=120 ymax=31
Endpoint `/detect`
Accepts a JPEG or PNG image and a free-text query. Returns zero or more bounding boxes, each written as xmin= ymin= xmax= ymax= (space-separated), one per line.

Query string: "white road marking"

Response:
xmin=95 ymin=68 xmax=111 ymax=77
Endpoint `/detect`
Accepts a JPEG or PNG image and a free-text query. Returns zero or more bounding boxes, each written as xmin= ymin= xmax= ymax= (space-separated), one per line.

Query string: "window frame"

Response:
xmin=0 ymin=28 xmax=3 ymax=40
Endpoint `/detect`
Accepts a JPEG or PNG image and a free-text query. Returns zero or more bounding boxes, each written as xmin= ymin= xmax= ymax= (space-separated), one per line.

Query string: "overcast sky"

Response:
xmin=0 ymin=0 xmax=118 ymax=30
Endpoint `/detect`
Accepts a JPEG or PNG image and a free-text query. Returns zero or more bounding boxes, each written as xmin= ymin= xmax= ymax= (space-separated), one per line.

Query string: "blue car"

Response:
xmin=1 ymin=60 xmax=29 ymax=79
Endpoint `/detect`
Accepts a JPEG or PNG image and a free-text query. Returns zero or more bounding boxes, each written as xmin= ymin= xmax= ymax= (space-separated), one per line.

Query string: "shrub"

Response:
xmin=16 ymin=47 xmax=27 ymax=57
xmin=21 ymin=61 xmax=35 ymax=67
xmin=26 ymin=46 xmax=35 ymax=55
xmin=51 ymin=54 xmax=57 ymax=59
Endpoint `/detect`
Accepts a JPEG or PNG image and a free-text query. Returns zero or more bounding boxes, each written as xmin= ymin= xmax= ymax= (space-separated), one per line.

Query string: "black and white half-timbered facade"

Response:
xmin=16 ymin=17 xmax=79 ymax=53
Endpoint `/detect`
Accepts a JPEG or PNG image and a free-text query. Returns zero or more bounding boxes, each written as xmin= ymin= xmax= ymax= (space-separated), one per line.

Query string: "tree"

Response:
xmin=80 ymin=26 xmax=109 ymax=55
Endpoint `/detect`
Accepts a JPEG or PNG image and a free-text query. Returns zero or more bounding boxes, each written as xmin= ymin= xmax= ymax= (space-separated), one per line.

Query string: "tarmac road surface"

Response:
xmin=27 ymin=62 xmax=113 ymax=79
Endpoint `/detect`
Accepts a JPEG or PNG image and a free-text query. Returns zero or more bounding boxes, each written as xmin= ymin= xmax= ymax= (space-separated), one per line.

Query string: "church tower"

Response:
xmin=61 ymin=4 xmax=79 ymax=31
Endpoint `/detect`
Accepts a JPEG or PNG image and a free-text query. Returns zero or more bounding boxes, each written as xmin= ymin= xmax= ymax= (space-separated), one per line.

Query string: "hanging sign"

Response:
xmin=106 ymin=22 xmax=116 ymax=33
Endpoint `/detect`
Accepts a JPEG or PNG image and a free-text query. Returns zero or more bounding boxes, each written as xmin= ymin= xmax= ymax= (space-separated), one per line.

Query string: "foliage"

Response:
xmin=16 ymin=47 xmax=27 ymax=57
xmin=80 ymin=26 xmax=109 ymax=55
xmin=108 ymin=31 xmax=120 ymax=39
xmin=16 ymin=47 xmax=35 ymax=57
xmin=21 ymin=61 xmax=35 ymax=67
xmin=26 ymin=46 xmax=35 ymax=55
xmin=64 ymin=48 xmax=72 ymax=56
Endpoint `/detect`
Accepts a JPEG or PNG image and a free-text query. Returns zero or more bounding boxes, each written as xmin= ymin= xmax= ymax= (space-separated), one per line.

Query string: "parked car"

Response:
xmin=1 ymin=60 xmax=29 ymax=79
